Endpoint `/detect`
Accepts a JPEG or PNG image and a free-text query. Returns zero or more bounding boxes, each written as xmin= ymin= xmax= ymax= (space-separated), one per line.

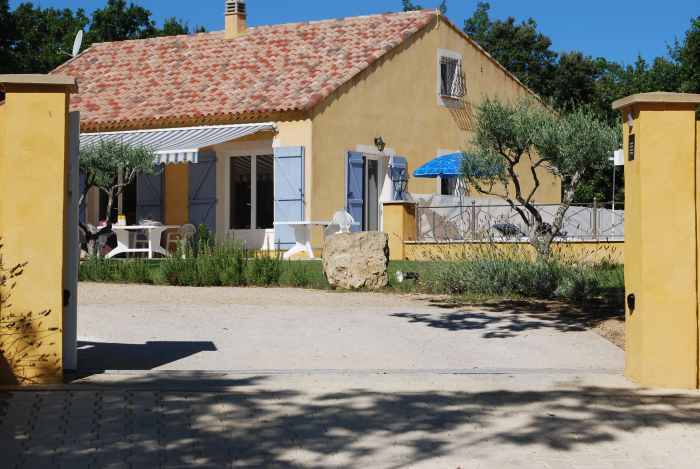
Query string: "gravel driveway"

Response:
xmin=77 ymin=283 xmax=623 ymax=374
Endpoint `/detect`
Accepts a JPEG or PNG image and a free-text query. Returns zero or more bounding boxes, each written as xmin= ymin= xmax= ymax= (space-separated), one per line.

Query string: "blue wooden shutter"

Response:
xmin=346 ymin=151 xmax=364 ymax=232
xmin=188 ymin=151 xmax=218 ymax=233
xmin=136 ymin=168 xmax=163 ymax=222
xmin=391 ymin=156 xmax=409 ymax=201
xmin=274 ymin=146 xmax=305 ymax=249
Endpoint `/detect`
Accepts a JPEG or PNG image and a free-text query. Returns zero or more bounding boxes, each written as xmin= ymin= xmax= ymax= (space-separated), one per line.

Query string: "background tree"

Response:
xmin=463 ymin=99 xmax=619 ymax=258
xmin=0 ymin=0 xmax=14 ymax=74
xmin=79 ymin=140 xmax=157 ymax=221
xmin=86 ymin=0 xmax=157 ymax=43
xmin=159 ymin=17 xmax=191 ymax=36
xmin=463 ymin=2 xmax=557 ymax=98
xmin=0 ymin=0 xmax=198 ymax=75
xmin=402 ymin=0 xmax=447 ymax=14
xmin=8 ymin=3 xmax=89 ymax=74
xmin=676 ymin=16 xmax=700 ymax=93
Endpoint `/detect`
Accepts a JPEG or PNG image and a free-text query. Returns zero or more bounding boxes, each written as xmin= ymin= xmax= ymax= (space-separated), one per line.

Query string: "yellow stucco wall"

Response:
xmin=404 ymin=241 xmax=623 ymax=264
xmin=309 ymin=16 xmax=561 ymax=231
xmin=0 ymin=83 xmax=72 ymax=384
xmin=164 ymin=164 xmax=189 ymax=226
xmin=274 ymin=120 xmax=314 ymax=221
xmin=620 ymin=101 xmax=699 ymax=389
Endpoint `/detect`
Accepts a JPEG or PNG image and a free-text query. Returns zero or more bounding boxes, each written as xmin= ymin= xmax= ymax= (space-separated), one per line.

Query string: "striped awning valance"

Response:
xmin=79 ymin=123 xmax=277 ymax=164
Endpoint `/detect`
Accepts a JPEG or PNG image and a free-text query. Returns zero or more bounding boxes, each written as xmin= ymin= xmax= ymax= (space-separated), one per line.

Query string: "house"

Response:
xmin=55 ymin=0 xmax=561 ymax=253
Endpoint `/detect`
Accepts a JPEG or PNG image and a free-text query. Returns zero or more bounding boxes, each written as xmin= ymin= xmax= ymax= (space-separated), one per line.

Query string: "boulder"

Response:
xmin=323 ymin=232 xmax=390 ymax=290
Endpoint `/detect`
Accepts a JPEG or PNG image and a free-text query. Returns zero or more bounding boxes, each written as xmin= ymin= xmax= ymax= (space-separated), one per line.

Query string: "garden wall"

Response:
xmin=404 ymin=240 xmax=624 ymax=264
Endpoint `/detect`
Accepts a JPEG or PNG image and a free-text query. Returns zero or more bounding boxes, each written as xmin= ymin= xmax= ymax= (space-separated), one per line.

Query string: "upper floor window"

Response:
xmin=438 ymin=50 xmax=465 ymax=100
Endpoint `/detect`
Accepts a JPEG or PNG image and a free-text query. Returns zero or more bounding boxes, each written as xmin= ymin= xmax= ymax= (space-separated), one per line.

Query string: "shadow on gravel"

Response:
xmin=2 ymin=374 xmax=700 ymax=467
xmin=74 ymin=340 xmax=218 ymax=377
xmin=392 ymin=298 xmax=623 ymax=339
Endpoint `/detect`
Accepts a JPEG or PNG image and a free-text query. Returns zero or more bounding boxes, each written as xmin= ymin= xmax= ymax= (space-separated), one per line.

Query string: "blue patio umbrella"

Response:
xmin=413 ymin=152 xmax=465 ymax=178
xmin=413 ymin=152 xmax=502 ymax=178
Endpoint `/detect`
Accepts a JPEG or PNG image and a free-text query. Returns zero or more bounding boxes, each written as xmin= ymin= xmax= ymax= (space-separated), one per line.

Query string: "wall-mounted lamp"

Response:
xmin=627 ymin=112 xmax=634 ymax=130
xmin=374 ymin=136 xmax=386 ymax=153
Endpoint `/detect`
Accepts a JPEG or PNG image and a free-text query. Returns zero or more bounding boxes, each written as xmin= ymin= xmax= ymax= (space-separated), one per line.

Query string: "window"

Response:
xmin=255 ymin=155 xmax=274 ymax=229
xmin=230 ymin=156 xmax=252 ymax=229
xmin=438 ymin=50 xmax=465 ymax=100
xmin=229 ymin=154 xmax=274 ymax=230
xmin=440 ymin=176 xmax=458 ymax=196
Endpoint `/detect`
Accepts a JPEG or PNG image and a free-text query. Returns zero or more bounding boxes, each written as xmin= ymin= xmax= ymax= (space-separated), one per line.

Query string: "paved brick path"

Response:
xmin=2 ymin=373 xmax=700 ymax=468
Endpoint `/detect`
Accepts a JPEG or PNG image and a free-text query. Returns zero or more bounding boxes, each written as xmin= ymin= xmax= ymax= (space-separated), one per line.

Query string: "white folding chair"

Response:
xmin=324 ymin=211 xmax=355 ymax=237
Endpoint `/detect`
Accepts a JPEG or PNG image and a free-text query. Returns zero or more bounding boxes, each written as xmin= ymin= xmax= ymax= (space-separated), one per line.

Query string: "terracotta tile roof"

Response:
xmin=54 ymin=10 xmax=436 ymax=131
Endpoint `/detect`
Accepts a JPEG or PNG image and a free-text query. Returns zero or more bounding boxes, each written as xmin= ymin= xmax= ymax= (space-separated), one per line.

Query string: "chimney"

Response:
xmin=225 ymin=0 xmax=247 ymax=39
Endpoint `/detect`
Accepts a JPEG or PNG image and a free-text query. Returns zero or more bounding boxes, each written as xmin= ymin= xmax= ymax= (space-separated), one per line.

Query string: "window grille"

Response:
xmin=440 ymin=56 xmax=465 ymax=99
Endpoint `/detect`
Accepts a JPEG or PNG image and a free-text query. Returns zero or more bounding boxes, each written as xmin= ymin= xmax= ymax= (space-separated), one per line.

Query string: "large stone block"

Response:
xmin=323 ymin=232 xmax=389 ymax=290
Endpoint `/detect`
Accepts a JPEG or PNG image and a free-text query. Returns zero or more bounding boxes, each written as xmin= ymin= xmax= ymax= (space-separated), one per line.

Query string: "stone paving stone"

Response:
xmin=0 ymin=384 xmax=699 ymax=468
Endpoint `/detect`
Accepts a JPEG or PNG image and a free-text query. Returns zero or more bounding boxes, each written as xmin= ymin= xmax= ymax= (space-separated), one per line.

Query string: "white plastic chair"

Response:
xmin=324 ymin=211 xmax=355 ymax=237
xmin=166 ymin=224 xmax=197 ymax=253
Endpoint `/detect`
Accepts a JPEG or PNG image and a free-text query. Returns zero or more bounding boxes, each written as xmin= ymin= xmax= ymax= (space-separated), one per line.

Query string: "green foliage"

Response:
xmin=160 ymin=241 xmax=248 ymax=287
xmin=464 ymin=2 xmax=556 ymax=98
xmin=460 ymin=3 xmax=700 ymax=203
xmin=466 ymin=98 xmax=619 ymax=257
xmin=79 ymin=140 xmax=157 ymax=217
xmin=676 ymin=16 xmax=700 ymax=93
xmin=427 ymin=246 xmax=620 ymax=303
xmin=79 ymin=256 xmax=155 ymax=284
xmin=280 ymin=261 xmax=329 ymax=289
xmin=159 ymin=17 xmax=190 ymax=37
xmin=402 ymin=0 xmax=447 ymax=14
xmin=86 ymin=0 xmax=156 ymax=43
xmin=0 ymin=0 xmax=202 ymax=74
xmin=77 ymin=251 xmax=622 ymax=305
xmin=0 ymin=1 xmax=14 ymax=74
xmin=2 ymin=2 xmax=89 ymax=74
xmin=247 ymin=254 xmax=283 ymax=287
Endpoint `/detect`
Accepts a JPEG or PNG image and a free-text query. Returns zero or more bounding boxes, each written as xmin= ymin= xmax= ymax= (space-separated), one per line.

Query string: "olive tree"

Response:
xmin=463 ymin=98 xmax=619 ymax=258
xmin=79 ymin=140 xmax=158 ymax=220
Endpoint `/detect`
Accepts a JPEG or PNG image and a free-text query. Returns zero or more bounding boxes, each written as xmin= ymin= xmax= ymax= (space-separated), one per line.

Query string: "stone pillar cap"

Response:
xmin=0 ymin=74 xmax=78 ymax=92
xmin=612 ymin=92 xmax=700 ymax=110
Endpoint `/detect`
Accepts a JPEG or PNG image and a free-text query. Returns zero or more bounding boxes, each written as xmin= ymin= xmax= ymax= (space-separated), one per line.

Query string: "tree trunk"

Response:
xmin=104 ymin=189 xmax=115 ymax=223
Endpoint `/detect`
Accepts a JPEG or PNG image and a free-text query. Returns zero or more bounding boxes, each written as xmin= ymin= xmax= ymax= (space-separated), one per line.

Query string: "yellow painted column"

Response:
xmin=613 ymin=93 xmax=700 ymax=389
xmin=164 ymin=164 xmax=190 ymax=225
xmin=383 ymin=202 xmax=417 ymax=260
xmin=0 ymin=75 xmax=77 ymax=385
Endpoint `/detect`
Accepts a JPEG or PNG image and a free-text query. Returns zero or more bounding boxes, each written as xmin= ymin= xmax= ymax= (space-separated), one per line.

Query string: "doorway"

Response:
xmin=366 ymin=158 xmax=381 ymax=231
xmin=228 ymin=153 xmax=275 ymax=248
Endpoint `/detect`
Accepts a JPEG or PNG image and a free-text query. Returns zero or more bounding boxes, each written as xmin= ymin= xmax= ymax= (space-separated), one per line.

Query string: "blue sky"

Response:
xmin=10 ymin=0 xmax=698 ymax=64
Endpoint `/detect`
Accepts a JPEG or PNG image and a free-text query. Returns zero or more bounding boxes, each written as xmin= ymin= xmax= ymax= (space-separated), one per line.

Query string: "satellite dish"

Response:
xmin=71 ymin=30 xmax=84 ymax=57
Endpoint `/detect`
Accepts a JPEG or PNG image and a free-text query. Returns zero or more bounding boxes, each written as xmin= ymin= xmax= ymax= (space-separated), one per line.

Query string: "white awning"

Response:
xmin=80 ymin=123 xmax=276 ymax=164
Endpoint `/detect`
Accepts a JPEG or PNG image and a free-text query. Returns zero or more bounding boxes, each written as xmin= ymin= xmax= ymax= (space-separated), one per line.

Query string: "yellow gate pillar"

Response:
xmin=383 ymin=201 xmax=417 ymax=260
xmin=612 ymin=92 xmax=700 ymax=389
xmin=0 ymin=75 xmax=77 ymax=384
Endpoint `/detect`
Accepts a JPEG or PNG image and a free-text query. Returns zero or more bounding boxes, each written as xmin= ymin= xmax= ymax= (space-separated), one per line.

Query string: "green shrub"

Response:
xmin=248 ymin=253 xmax=282 ymax=286
xmin=79 ymin=256 xmax=113 ymax=282
xmin=556 ymin=268 xmax=601 ymax=303
xmin=157 ymin=240 xmax=247 ymax=287
xmin=79 ymin=256 xmax=154 ymax=284
xmin=429 ymin=246 xmax=610 ymax=300
xmin=277 ymin=261 xmax=325 ymax=289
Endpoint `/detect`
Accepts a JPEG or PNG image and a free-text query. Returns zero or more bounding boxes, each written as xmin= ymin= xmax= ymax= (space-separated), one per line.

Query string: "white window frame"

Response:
xmin=437 ymin=49 xmax=465 ymax=107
